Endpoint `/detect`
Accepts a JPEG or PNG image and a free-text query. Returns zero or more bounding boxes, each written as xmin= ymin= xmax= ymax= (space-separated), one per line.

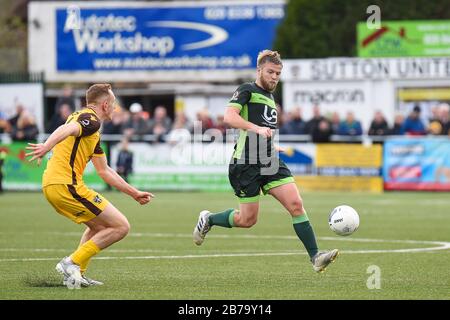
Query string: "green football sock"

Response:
xmin=292 ymin=213 xmax=319 ymax=259
xmin=208 ymin=208 xmax=235 ymax=228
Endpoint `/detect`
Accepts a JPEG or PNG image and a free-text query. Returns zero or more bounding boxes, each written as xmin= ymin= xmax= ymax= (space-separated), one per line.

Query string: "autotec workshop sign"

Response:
xmin=56 ymin=1 xmax=285 ymax=72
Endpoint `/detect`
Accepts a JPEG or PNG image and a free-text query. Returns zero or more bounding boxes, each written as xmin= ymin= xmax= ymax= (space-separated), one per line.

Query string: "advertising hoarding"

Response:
xmin=282 ymin=143 xmax=383 ymax=192
xmin=357 ymin=20 xmax=450 ymax=57
xmin=29 ymin=1 xmax=285 ymax=82
xmin=383 ymin=138 xmax=450 ymax=190
xmin=0 ymin=142 xmax=106 ymax=191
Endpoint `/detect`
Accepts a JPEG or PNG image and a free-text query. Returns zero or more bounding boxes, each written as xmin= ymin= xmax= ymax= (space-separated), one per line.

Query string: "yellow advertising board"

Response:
xmin=397 ymin=88 xmax=450 ymax=101
xmin=295 ymin=176 xmax=383 ymax=192
xmin=281 ymin=143 xmax=383 ymax=192
xmin=316 ymin=144 xmax=382 ymax=168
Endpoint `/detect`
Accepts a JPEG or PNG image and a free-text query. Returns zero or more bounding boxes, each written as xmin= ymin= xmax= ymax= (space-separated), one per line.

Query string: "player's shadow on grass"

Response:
xmin=23 ymin=273 xmax=65 ymax=288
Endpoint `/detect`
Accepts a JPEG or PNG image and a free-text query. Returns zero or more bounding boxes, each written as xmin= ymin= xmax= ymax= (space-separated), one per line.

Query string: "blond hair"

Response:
xmin=86 ymin=83 xmax=112 ymax=105
xmin=257 ymin=50 xmax=282 ymax=67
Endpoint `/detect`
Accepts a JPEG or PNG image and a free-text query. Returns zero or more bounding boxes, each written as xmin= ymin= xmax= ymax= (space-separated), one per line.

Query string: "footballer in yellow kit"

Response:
xmin=43 ymin=108 xmax=108 ymax=224
xmin=26 ymin=84 xmax=153 ymax=289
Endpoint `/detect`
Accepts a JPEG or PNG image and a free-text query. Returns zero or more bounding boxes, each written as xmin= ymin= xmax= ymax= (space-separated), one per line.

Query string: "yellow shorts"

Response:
xmin=43 ymin=184 xmax=109 ymax=224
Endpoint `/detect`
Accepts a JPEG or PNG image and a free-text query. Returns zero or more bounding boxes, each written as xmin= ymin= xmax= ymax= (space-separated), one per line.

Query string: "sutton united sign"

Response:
xmin=283 ymin=57 xmax=450 ymax=81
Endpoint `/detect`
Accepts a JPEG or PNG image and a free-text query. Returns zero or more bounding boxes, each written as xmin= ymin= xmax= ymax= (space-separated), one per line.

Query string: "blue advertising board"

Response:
xmin=56 ymin=3 xmax=285 ymax=71
xmin=383 ymin=138 xmax=450 ymax=190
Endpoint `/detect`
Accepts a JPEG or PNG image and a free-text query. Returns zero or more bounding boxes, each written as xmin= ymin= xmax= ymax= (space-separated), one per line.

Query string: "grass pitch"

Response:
xmin=0 ymin=191 xmax=449 ymax=300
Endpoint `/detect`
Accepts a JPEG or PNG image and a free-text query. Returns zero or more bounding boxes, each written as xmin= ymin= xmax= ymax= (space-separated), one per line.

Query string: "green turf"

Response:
xmin=0 ymin=191 xmax=449 ymax=300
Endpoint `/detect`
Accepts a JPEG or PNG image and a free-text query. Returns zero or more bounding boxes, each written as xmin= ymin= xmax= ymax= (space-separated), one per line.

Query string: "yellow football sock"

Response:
xmin=70 ymin=240 xmax=100 ymax=273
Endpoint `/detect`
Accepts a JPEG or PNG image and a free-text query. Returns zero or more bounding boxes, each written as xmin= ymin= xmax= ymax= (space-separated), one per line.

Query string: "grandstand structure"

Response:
xmin=1 ymin=0 xmax=449 ymax=193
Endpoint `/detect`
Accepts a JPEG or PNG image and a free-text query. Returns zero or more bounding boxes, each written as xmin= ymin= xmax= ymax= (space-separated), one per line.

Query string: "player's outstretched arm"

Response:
xmin=274 ymin=144 xmax=287 ymax=153
xmin=25 ymin=122 xmax=80 ymax=165
xmin=91 ymin=155 xmax=154 ymax=205
xmin=224 ymin=106 xmax=272 ymax=138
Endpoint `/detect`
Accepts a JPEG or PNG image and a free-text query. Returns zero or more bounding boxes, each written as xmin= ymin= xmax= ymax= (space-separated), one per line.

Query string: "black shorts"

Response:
xmin=228 ymin=158 xmax=294 ymax=203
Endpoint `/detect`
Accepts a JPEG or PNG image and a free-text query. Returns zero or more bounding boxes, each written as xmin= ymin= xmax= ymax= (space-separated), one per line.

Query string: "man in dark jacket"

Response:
xmin=116 ymin=139 xmax=133 ymax=183
xmin=0 ymin=149 xmax=6 ymax=193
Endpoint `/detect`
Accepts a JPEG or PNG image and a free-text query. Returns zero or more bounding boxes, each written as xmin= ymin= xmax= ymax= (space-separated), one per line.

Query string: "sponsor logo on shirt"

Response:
xmin=262 ymin=105 xmax=277 ymax=125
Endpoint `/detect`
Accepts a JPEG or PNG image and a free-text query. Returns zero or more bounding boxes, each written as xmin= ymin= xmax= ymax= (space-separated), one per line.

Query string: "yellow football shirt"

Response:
xmin=43 ymin=108 xmax=105 ymax=187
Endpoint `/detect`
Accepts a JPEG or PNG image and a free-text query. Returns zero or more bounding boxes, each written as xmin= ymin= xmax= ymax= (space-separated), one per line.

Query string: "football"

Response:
xmin=329 ymin=205 xmax=360 ymax=236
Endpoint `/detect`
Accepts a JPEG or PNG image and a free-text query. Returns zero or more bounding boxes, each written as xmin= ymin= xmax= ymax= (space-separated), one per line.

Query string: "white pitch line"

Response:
xmin=0 ymin=235 xmax=449 ymax=262
xmin=0 ymin=245 xmax=447 ymax=263
xmin=30 ymin=231 xmax=450 ymax=244
xmin=0 ymin=248 xmax=168 ymax=253
xmin=0 ymin=252 xmax=305 ymax=262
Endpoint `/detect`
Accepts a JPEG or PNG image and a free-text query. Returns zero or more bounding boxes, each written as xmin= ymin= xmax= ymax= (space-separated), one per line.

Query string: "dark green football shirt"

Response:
xmin=228 ymin=82 xmax=278 ymax=163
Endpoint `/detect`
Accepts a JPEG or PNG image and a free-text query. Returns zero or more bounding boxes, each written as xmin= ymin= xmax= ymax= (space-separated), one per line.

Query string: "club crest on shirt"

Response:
xmin=93 ymin=195 xmax=102 ymax=204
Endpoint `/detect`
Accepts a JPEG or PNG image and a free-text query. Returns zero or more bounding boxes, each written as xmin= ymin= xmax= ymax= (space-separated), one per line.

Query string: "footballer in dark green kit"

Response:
xmin=193 ymin=50 xmax=339 ymax=273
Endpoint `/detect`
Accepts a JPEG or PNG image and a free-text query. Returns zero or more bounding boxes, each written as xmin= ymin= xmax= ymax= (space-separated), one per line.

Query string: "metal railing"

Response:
xmin=0 ymin=72 xmax=44 ymax=83
xmin=2 ymin=132 xmax=448 ymax=145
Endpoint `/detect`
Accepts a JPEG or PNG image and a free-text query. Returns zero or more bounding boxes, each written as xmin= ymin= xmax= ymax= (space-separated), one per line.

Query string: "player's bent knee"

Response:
xmin=290 ymin=199 xmax=303 ymax=214
xmin=116 ymin=220 xmax=130 ymax=239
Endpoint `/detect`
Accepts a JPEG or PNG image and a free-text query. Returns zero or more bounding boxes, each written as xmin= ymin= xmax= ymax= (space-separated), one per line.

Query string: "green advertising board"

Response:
xmin=0 ymin=142 xmax=107 ymax=190
xmin=357 ymin=20 xmax=450 ymax=57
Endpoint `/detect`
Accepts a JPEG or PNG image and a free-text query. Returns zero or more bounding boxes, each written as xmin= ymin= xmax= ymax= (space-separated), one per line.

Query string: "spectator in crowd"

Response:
xmin=123 ymin=102 xmax=148 ymax=139
xmin=121 ymin=110 xmax=131 ymax=129
xmin=438 ymin=103 xmax=450 ymax=136
xmin=278 ymin=110 xmax=290 ymax=134
xmin=147 ymin=105 xmax=172 ymax=139
xmin=214 ymin=115 xmax=228 ymax=136
xmin=103 ymin=108 xmax=127 ymax=135
xmin=276 ymin=103 xmax=286 ymax=130
xmin=47 ymin=103 xmax=72 ymax=133
xmin=338 ymin=111 xmax=362 ymax=136
xmin=428 ymin=103 xmax=450 ymax=136
xmin=11 ymin=111 xmax=39 ymax=142
xmin=428 ymin=120 xmax=443 ymax=135
xmin=0 ymin=148 xmax=6 ymax=193
xmin=280 ymin=107 xmax=306 ymax=135
xmin=305 ymin=105 xmax=326 ymax=135
xmin=390 ymin=114 xmax=404 ymax=135
xmin=311 ymin=119 xmax=332 ymax=143
xmin=193 ymin=109 xmax=214 ymax=133
xmin=201 ymin=114 xmax=229 ymax=142
xmin=152 ymin=123 xmax=168 ymax=143
xmin=368 ymin=110 xmax=389 ymax=136
xmin=172 ymin=110 xmax=192 ymax=131
xmin=55 ymin=84 xmax=77 ymax=111
xmin=429 ymin=105 xmax=440 ymax=123
xmin=8 ymin=103 xmax=24 ymax=129
xmin=330 ymin=111 xmax=340 ymax=134
xmin=0 ymin=112 xmax=11 ymax=134
xmin=116 ymin=138 xmax=133 ymax=183
xmin=167 ymin=111 xmax=193 ymax=145
xmin=401 ymin=105 xmax=426 ymax=136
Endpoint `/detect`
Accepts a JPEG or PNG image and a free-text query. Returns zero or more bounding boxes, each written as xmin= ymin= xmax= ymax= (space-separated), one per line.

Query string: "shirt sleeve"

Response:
xmin=228 ymin=86 xmax=251 ymax=111
xmin=92 ymin=140 xmax=105 ymax=157
xmin=77 ymin=113 xmax=101 ymax=137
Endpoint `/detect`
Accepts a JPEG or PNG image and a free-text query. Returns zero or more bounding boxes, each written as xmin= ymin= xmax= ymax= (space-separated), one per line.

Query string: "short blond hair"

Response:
xmin=86 ymin=83 xmax=112 ymax=105
xmin=257 ymin=50 xmax=282 ymax=67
